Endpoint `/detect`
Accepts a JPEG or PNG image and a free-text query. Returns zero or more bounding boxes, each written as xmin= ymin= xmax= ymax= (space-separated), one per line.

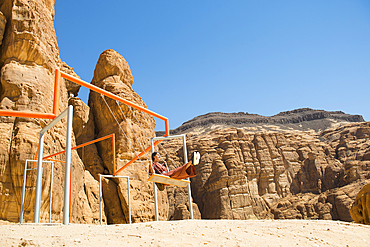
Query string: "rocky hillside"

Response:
xmin=0 ymin=0 xmax=368 ymax=226
xmin=158 ymin=109 xmax=364 ymax=135
xmin=158 ymin=121 xmax=370 ymax=222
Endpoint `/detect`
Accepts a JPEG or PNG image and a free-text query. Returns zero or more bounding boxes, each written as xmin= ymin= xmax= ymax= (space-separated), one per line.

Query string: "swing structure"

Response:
xmin=148 ymin=135 xmax=191 ymax=188
xmin=0 ymin=68 xmax=194 ymax=224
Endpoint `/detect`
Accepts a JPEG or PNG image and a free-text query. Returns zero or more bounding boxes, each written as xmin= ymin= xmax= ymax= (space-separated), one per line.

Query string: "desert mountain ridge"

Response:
xmin=157 ymin=108 xmax=365 ymax=136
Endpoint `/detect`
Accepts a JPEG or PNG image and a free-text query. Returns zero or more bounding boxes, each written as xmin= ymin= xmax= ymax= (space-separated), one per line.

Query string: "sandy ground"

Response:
xmin=0 ymin=219 xmax=369 ymax=247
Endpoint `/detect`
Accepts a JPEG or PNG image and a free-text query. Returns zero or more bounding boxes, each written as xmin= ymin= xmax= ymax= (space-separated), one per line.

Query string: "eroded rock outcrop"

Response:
xmin=84 ymin=49 xmax=168 ymax=223
xmin=0 ymin=0 xmax=95 ymax=223
xmin=0 ymin=0 xmax=368 ymax=226
xmin=0 ymin=11 xmax=6 ymax=46
xmin=0 ymin=0 xmax=169 ymax=224
xmin=271 ymin=180 xmax=368 ymax=221
xmin=350 ymin=183 xmax=370 ymax=225
xmin=161 ymin=122 xmax=370 ymax=222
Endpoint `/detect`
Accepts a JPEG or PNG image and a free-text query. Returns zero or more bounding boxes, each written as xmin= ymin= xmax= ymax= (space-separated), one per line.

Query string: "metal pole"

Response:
xmin=182 ymin=135 xmax=194 ymax=219
xmin=20 ymin=160 xmax=29 ymax=224
xmin=63 ymin=105 xmax=73 ymax=225
xmin=49 ymin=162 xmax=54 ymax=223
xmin=32 ymin=107 xmax=69 ymax=224
xmin=150 ymin=139 xmax=159 ymax=221
xmin=127 ymin=177 xmax=131 ymax=224
xmin=34 ymin=134 xmax=45 ymax=223
xmin=40 ymin=108 xmax=69 ymax=135
xmin=99 ymin=175 xmax=131 ymax=225
xmin=99 ymin=175 xmax=102 ymax=225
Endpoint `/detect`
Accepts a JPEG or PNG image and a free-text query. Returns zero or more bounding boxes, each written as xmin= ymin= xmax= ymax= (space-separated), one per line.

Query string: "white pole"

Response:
xmin=127 ymin=177 xmax=131 ymax=224
xmin=49 ymin=162 xmax=54 ymax=223
xmin=34 ymin=134 xmax=45 ymax=223
xmin=182 ymin=135 xmax=194 ymax=220
xmin=99 ymin=175 xmax=102 ymax=225
xmin=63 ymin=105 xmax=73 ymax=225
xmin=33 ymin=108 xmax=69 ymax=224
xmin=20 ymin=160 xmax=29 ymax=224
xmin=98 ymin=175 xmax=131 ymax=225
xmin=150 ymin=139 xmax=159 ymax=221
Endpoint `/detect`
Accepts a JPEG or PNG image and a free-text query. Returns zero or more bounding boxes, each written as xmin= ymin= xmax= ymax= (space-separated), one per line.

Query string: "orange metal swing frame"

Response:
xmin=0 ymin=69 xmax=170 ymax=175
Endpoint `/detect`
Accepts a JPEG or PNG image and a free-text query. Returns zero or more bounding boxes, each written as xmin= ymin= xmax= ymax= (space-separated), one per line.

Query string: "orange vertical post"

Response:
xmin=164 ymin=119 xmax=170 ymax=137
xmin=53 ymin=69 xmax=61 ymax=116
xmin=112 ymin=134 xmax=116 ymax=175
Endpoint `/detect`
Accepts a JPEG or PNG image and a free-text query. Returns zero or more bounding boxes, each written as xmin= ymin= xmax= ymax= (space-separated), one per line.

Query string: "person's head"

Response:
xmin=152 ymin=152 xmax=160 ymax=162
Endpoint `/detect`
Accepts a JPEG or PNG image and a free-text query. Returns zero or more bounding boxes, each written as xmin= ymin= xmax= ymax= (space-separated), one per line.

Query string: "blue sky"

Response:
xmin=55 ymin=1 xmax=370 ymax=131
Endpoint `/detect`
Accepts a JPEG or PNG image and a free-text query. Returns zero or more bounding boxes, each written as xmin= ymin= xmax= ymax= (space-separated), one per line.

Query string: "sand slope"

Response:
xmin=0 ymin=220 xmax=369 ymax=246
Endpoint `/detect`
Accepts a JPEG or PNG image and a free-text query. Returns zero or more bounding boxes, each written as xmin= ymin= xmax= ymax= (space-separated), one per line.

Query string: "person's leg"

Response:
xmin=183 ymin=151 xmax=200 ymax=169
xmin=185 ymin=160 xmax=193 ymax=169
xmin=163 ymin=162 xmax=196 ymax=179
xmin=162 ymin=152 xmax=200 ymax=179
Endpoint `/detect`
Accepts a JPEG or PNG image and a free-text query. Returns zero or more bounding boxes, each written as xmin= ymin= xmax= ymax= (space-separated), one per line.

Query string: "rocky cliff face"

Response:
xmin=0 ymin=0 xmax=368 ymax=226
xmin=159 ymin=122 xmax=370 ymax=222
xmin=0 ymin=0 xmax=170 ymax=224
xmin=0 ymin=0 xmax=98 ymax=223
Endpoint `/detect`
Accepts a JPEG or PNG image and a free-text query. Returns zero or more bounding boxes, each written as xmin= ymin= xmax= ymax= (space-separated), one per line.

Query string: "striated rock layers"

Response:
xmin=160 ymin=122 xmax=370 ymax=222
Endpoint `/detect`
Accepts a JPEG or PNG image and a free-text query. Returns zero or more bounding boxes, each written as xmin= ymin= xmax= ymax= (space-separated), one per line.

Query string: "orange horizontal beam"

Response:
xmin=0 ymin=70 xmax=61 ymax=119
xmin=58 ymin=69 xmax=170 ymax=171
xmin=114 ymin=139 xmax=163 ymax=175
xmin=0 ymin=111 xmax=56 ymax=119
xmin=59 ymin=71 xmax=168 ymax=122
xmin=44 ymin=158 xmax=65 ymax=163
xmin=59 ymin=69 xmax=171 ymax=163
xmin=43 ymin=134 xmax=115 ymax=160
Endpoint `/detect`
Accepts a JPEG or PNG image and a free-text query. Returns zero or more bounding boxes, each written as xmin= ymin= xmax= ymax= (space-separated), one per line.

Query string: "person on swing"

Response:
xmin=150 ymin=151 xmax=200 ymax=182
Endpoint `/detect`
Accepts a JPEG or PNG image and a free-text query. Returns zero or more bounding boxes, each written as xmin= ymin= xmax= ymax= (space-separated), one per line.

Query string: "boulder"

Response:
xmin=87 ymin=49 xmax=168 ymax=223
xmin=350 ymin=183 xmax=370 ymax=224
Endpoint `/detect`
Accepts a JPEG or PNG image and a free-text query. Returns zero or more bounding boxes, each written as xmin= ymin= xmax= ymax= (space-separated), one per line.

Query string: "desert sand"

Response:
xmin=0 ymin=219 xmax=369 ymax=246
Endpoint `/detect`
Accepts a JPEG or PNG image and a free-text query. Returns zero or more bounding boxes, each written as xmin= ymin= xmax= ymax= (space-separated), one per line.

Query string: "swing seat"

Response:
xmin=148 ymin=174 xmax=190 ymax=187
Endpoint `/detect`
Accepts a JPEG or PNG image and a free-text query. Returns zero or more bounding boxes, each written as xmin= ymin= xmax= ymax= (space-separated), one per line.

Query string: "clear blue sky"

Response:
xmin=55 ymin=1 xmax=370 ymax=131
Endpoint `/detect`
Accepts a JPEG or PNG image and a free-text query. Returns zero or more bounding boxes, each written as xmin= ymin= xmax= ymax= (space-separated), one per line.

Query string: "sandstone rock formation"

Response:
xmin=0 ymin=11 xmax=6 ymax=46
xmin=72 ymin=49 xmax=169 ymax=224
xmin=0 ymin=0 xmax=99 ymax=224
xmin=350 ymin=183 xmax=370 ymax=225
xmin=160 ymin=122 xmax=370 ymax=222
xmin=0 ymin=0 xmax=368 ymax=227
xmin=0 ymin=0 xmax=170 ymax=225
